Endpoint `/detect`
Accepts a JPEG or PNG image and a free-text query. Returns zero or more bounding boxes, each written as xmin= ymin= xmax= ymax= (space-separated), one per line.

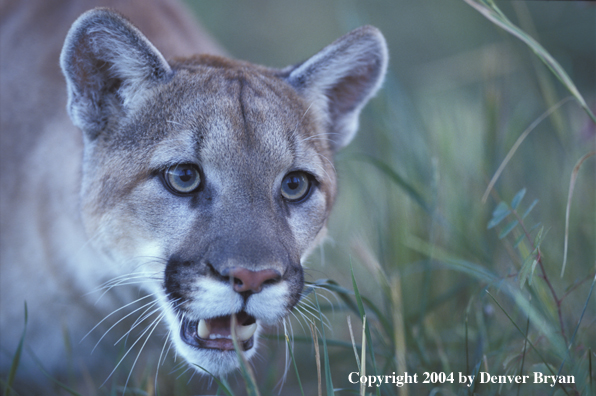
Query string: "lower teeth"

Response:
xmin=196 ymin=319 xmax=257 ymax=341
xmin=209 ymin=334 xmax=231 ymax=340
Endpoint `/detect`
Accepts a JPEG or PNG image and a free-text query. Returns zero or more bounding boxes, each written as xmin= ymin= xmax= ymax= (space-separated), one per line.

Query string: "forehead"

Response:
xmin=146 ymin=62 xmax=327 ymax=177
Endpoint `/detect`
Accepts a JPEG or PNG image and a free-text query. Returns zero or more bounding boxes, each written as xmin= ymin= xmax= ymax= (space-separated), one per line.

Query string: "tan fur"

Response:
xmin=1 ymin=1 xmax=224 ymax=384
xmin=0 ymin=0 xmax=387 ymax=389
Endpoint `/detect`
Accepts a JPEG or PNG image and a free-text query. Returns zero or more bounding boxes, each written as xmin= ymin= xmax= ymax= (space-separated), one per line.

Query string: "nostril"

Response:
xmin=227 ymin=268 xmax=281 ymax=293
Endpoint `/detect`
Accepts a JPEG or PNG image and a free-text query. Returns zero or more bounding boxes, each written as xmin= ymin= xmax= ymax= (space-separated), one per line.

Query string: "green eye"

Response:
xmin=281 ymin=172 xmax=311 ymax=202
xmin=164 ymin=164 xmax=201 ymax=194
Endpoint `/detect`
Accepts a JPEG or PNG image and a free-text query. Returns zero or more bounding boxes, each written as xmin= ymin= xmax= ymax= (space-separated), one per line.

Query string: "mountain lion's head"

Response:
xmin=60 ymin=8 xmax=387 ymax=375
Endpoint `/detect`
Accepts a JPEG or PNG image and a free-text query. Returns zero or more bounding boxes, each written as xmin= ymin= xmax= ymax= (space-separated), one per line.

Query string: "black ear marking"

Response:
xmin=60 ymin=8 xmax=172 ymax=139
xmin=285 ymin=26 xmax=388 ymax=151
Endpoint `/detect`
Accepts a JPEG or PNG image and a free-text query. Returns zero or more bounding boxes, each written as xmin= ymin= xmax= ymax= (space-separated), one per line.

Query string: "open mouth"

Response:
xmin=180 ymin=311 xmax=257 ymax=351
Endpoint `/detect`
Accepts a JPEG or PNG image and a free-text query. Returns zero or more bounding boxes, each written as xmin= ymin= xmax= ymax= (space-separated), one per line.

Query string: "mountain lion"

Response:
xmin=0 ymin=0 xmax=387 ymax=387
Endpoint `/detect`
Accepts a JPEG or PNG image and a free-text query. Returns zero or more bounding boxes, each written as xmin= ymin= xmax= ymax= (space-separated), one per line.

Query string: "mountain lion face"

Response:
xmin=58 ymin=8 xmax=387 ymax=375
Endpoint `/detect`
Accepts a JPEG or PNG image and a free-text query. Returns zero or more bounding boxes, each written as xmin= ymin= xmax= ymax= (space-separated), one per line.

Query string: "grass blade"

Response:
xmin=347 ymin=316 xmax=361 ymax=372
xmin=26 ymin=350 xmax=83 ymax=396
xmin=464 ymin=298 xmax=472 ymax=375
xmin=561 ymin=152 xmax=595 ymax=277
xmin=350 ymin=153 xmax=430 ymax=212
xmin=285 ymin=335 xmax=305 ymax=396
xmin=391 ymin=275 xmax=408 ymax=396
xmin=231 ymin=313 xmax=260 ymax=396
xmin=552 ymin=273 xmax=596 ymax=395
xmin=314 ymin=291 xmax=334 ymax=396
xmin=310 ymin=323 xmax=323 ymax=396
xmin=406 ymin=235 xmax=499 ymax=283
xmin=463 ymin=0 xmax=595 ymax=124
xmin=481 ymin=97 xmax=572 ymax=203
xmin=589 ymin=348 xmax=593 ymax=396
xmin=359 ymin=316 xmax=367 ymax=396
xmin=4 ymin=303 xmax=27 ymax=396
xmin=486 ymin=291 xmax=570 ymax=396
xmin=517 ymin=313 xmax=530 ymax=396
xmin=350 ymin=262 xmax=380 ymax=396
xmin=194 ymin=365 xmax=234 ymax=396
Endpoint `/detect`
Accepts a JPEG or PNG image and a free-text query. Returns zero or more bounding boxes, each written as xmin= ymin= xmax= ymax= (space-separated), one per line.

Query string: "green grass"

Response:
xmin=3 ymin=1 xmax=594 ymax=395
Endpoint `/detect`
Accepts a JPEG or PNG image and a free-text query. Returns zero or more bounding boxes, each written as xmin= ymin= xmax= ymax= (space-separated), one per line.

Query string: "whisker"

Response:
xmin=294 ymin=301 xmax=320 ymax=319
xmin=82 ymin=294 xmax=153 ymax=343
xmin=315 ymin=292 xmax=336 ymax=316
xmin=295 ymin=304 xmax=332 ymax=332
xmin=317 ymin=152 xmax=337 ymax=175
xmin=186 ymin=369 xmax=197 ymax=385
xmin=161 ymin=333 xmax=175 ymax=368
xmin=92 ymin=299 xmax=158 ymax=352
xmin=288 ymin=101 xmax=315 ymax=141
xmin=102 ymin=309 xmax=165 ymax=388
xmin=302 ymin=282 xmax=342 ymax=305
xmin=311 ymin=162 xmax=333 ymax=185
xmin=169 ymin=360 xmax=188 ymax=375
xmin=155 ymin=330 xmax=172 ymax=392
xmin=87 ymin=266 xmax=162 ymax=303
xmin=294 ymin=307 xmax=316 ymax=329
xmin=73 ymin=228 xmax=103 ymax=258
xmin=175 ymin=365 xmax=193 ymax=380
xmin=92 ymin=271 xmax=150 ymax=289
xmin=288 ymin=310 xmax=307 ymax=334
xmin=93 ymin=278 xmax=154 ymax=303
xmin=122 ymin=312 xmax=165 ymax=394
xmin=114 ymin=303 xmax=161 ymax=346
xmin=299 ymin=132 xmax=332 ymax=143
xmin=166 ymin=120 xmax=184 ymax=127
xmin=299 ymin=300 xmax=327 ymax=317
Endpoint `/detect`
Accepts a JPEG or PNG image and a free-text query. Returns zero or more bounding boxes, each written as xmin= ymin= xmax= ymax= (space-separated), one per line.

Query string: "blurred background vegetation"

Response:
xmin=176 ymin=0 xmax=595 ymax=395
xmin=1 ymin=1 xmax=593 ymax=395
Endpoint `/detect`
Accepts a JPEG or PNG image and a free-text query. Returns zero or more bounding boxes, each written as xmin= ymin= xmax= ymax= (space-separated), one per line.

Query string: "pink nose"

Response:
xmin=227 ymin=268 xmax=281 ymax=293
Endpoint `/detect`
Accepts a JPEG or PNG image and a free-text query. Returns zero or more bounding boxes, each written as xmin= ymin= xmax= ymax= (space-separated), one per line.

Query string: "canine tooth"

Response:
xmin=198 ymin=319 xmax=210 ymax=339
xmin=235 ymin=323 xmax=257 ymax=341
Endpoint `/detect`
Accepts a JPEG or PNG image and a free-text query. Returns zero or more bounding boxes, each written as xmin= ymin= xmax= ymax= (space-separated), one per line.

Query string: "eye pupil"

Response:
xmin=287 ymin=177 xmax=300 ymax=190
xmin=179 ymin=169 xmax=193 ymax=182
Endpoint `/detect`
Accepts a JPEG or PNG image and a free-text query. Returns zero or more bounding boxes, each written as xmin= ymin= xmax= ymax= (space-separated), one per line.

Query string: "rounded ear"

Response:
xmin=60 ymin=8 xmax=172 ymax=138
xmin=284 ymin=26 xmax=388 ymax=152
